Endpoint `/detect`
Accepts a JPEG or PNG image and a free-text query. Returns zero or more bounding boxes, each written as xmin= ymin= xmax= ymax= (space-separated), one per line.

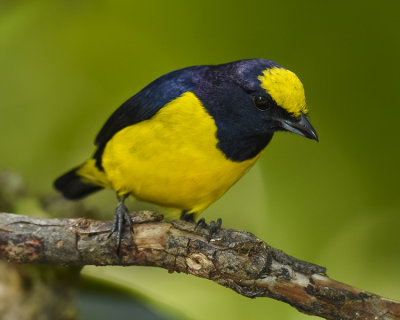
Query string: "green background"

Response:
xmin=1 ymin=0 xmax=399 ymax=319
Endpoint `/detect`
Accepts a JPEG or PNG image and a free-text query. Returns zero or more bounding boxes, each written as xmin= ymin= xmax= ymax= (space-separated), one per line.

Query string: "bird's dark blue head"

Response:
xmin=191 ymin=59 xmax=318 ymax=161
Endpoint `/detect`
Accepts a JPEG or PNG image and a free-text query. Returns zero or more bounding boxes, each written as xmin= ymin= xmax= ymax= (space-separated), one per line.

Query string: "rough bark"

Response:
xmin=1 ymin=211 xmax=399 ymax=320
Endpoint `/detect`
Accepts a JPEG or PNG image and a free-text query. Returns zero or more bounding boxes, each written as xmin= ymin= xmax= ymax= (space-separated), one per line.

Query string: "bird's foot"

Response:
xmin=108 ymin=197 xmax=132 ymax=251
xmin=180 ymin=211 xmax=222 ymax=241
xmin=208 ymin=218 xmax=222 ymax=241
xmin=195 ymin=218 xmax=222 ymax=241
xmin=180 ymin=210 xmax=195 ymax=222
xmin=195 ymin=217 xmax=208 ymax=229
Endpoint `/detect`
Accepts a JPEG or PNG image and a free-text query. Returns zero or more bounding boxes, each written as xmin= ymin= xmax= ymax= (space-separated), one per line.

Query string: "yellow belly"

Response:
xmin=81 ymin=92 xmax=261 ymax=217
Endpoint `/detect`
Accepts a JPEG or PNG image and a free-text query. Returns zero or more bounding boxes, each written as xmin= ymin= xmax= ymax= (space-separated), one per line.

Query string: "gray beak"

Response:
xmin=280 ymin=114 xmax=318 ymax=141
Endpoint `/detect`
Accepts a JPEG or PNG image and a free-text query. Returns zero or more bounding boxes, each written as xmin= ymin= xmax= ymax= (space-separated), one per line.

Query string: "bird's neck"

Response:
xmin=217 ymin=130 xmax=274 ymax=162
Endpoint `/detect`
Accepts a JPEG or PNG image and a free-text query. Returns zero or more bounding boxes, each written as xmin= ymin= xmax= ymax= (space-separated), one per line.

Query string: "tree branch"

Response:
xmin=0 ymin=211 xmax=399 ymax=320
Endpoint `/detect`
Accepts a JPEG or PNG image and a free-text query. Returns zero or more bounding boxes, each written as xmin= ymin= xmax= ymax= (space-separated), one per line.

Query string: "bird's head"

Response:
xmin=229 ymin=59 xmax=318 ymax=142
xmin=191 ymin=59 xmax=318 ymax=161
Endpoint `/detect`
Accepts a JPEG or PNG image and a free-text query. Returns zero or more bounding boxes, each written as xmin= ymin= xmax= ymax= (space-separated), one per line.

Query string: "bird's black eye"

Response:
xmin=253 ymin=95 xmax=272 ymax=111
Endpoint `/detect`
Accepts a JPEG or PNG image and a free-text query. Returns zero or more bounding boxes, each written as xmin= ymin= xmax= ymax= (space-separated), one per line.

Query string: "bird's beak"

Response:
xmin=280 ymin=114 xmax=318 ymax=141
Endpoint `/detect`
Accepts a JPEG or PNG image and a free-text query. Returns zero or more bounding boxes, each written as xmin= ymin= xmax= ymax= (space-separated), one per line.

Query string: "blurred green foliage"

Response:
xmin=1 ymin=0 xmax=399 ymax=319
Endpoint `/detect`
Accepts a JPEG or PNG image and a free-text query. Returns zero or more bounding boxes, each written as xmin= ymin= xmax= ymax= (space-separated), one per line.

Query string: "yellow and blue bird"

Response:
xmin=54 ymin=59 xmax=318 ymax=246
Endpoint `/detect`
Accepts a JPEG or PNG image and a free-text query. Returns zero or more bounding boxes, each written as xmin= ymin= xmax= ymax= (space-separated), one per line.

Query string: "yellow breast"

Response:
xmin=86 ymin=92 xmax=261 ymax=218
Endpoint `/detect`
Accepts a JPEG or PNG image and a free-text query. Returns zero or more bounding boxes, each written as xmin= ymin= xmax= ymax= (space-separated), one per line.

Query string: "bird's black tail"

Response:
xmin=54 ymin=166 xmax=103 ymax=200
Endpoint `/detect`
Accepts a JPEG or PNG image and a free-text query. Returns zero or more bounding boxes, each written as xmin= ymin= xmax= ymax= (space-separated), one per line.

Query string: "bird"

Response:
xmin=54 ymin=58 xmax=318 ymax=248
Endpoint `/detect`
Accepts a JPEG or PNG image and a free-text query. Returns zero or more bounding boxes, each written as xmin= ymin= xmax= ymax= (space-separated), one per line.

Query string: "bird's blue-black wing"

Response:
xmin=93 ymin=67 xmax=202 ymax=169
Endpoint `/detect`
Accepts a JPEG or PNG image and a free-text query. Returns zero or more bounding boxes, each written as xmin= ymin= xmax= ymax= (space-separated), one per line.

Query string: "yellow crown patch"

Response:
xmin=258 ymin=67 xmax=308 ymax=117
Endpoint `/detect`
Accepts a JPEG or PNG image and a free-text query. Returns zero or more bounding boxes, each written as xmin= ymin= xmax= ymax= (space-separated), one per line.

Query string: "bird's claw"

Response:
xmin=208 ymin=218 xmax=222 ymax=241
xmin=108 ymin=201 xmax=132 ymax=251
xmin=195 ymin=217 xmax=207 ymax=229
xmin=195 ymin=217 xmax=222 ymax=241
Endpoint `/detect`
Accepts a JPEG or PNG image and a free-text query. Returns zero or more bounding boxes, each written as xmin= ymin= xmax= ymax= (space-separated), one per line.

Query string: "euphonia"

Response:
xmin=54 ymin=59 xmax=318 ymax=247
